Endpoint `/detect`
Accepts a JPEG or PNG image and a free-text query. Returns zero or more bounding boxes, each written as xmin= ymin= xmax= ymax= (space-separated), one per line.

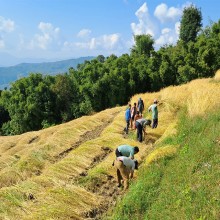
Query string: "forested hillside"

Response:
xmin=0 ymin=56 xmax=94 ymax=90
xmin=1 ymin=5 xmax=220 ymax=136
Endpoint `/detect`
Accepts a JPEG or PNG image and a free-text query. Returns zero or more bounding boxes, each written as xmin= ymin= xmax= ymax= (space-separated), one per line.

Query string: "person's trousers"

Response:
xmin=125 ymin=119 xmax=130 ymax=134
xmin=135 ymin=121 xmax=143 ymax=142
xmin=115 ymin=160 xmax=130 ymax=189
xmin=152 ymin=118 xmax=158 ymax=128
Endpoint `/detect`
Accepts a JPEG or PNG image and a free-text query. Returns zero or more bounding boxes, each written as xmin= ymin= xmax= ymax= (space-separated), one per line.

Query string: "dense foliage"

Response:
xmin=1 ymin=6 xmax=220 ymax=135
xmin=180 ymin=5 xmax=202 ymax=43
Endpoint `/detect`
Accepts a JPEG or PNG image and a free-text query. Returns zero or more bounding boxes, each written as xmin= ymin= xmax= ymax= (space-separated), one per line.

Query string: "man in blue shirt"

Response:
xmin=124 ymin=104 xmax=131 ymax=134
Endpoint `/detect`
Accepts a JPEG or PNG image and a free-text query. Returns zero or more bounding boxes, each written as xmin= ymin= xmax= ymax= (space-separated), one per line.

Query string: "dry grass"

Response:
xmin=214 ymin=69 xmax=220 ymax=80
xmin=145 ymin=145 xmax=179 ymax=164
xmin=0 ymin=107 xmax=122 ymax=187
xmin=1 ymin=74 xmax=220 ymax=219
xmin=187 ymin=78 xmax=220 ymax=117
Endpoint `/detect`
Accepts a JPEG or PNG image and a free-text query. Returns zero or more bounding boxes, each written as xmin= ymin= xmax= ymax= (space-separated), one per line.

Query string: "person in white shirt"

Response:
xmin=148 ymin=99 xmax=159 ymax=128
xmin=114 ymin=156 xmax=138 ymax=190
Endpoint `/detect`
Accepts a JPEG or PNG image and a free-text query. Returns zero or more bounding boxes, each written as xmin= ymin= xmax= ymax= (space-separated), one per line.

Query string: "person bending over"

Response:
xmin=114 ymin=156 xmax=138 ymax=190
xmin=115 ymin=144 xmax=139 ymax=159
xmin=135 ymin=118 xmax=151 ymax=142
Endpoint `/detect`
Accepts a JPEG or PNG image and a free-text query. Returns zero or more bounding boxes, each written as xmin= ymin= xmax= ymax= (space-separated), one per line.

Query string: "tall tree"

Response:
xmin=179 ymin=5 xmax=202 ymax=43
xmin=131 ymin=34 xmax=154 ymax=57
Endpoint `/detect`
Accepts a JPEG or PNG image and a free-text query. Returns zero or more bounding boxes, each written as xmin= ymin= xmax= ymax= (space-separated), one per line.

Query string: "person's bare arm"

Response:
xmin=130 ymin=170 xmax=134 ymax=179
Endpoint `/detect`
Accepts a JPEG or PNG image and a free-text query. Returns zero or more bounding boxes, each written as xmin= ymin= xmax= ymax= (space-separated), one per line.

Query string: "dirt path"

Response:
xmin=81 ymin=139 xmax=156 ymax=219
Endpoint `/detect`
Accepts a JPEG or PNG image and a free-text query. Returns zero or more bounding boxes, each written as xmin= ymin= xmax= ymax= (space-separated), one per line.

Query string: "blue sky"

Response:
xmin=0 ymin=0 xmax=219 ymax=65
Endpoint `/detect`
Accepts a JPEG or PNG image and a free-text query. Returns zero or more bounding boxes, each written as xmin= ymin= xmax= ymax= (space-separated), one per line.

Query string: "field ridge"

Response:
xmin=1 ymin=73 xmax=220 ymax=219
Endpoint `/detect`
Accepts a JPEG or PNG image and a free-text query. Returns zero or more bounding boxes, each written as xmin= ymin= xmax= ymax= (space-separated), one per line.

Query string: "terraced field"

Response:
xmin=1 ymin=72 xmax=220 ymax=219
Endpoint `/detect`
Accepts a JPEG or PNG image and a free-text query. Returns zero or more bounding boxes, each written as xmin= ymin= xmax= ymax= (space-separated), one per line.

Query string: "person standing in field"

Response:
xmin=135 ymin=118 xmax=151 ymax=142
xmin=148 ymin=99 xmax=159 ymax=129
xmin=114 ymin=156 xmax=138 ymax=189
xmin=130 ymin=102 xmax=137 ymax=129
xmin=124 ymin=104 xmax=131 ymax=134
xmin=137 ymin=97 xmax=144 ymax=115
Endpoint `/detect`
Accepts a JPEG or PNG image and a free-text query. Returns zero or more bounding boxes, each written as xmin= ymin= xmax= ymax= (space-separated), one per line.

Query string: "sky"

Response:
xmin=0 ymin=0 xmax=219 ymax=66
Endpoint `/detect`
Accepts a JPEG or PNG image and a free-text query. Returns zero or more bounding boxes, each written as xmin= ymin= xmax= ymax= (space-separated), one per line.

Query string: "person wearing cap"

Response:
xmin=135 ymin=118 xmax=151 ymax=142
xmin=115 ymin=145 xmax=139 ymax=159
xmin=148 ymin=99 xmax=159 ymax=129
xmin=114 ymin=156 xmax=138 ymax=189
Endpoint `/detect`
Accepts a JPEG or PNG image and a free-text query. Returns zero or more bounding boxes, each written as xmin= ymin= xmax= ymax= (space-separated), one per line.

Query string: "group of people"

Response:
xmin=113 ymin=98 xmax=159 ymax=190
xmin=125 ymin=98 xmax=159 ymax=142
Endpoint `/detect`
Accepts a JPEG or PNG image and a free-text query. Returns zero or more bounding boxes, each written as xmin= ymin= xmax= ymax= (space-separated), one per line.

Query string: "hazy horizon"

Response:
xmin=0 ymin=0 xmax=219 ymax=66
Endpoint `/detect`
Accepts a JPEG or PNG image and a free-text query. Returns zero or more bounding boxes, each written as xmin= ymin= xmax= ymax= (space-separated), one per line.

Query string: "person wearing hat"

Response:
xmin=114 ymin=156 xmax=138 ymax=189
xmin=115 ymin=145 xmax=139 ymax=159
xmin=135 ymin=118 xmax=151 ymax=142
xmin=148 ymin=99 xmax=159 ymax=129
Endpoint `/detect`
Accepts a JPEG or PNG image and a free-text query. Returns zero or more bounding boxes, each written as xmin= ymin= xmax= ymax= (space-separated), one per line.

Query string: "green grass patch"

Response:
xmin=108 ymin=109 xmax=220 ymax=220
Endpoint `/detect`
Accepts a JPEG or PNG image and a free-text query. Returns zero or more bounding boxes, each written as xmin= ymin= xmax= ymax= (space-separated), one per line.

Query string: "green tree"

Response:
xmin=0 ymin=92 xmax=10 ymax=133
xmin=179 ymin=5 xmax=202 ymax=43
xmin=1 ymin=74 xmax=56 ymax=134
xmin=52 ymin=74 xmax=79 ymax=122
xmin=196 ymin=19 xmax=220 ymax=76
xmin=131 ymin=34 xmax=154 ymax=57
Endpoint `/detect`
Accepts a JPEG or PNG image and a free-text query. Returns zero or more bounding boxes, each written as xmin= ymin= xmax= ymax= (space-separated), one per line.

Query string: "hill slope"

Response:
xmin=0 ymin=72 xmax=220 ymax=219
xmin=0 ymin=56 xmax=94 ymax=89
xmin=109 ymin=72 xmax=220 ymax=219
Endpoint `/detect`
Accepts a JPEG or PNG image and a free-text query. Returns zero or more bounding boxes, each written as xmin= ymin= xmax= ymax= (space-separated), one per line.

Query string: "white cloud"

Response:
xmin=102 ymin=34 xmax=120 ymax=49
xmin=29 ymin=22 xmax=60 ymax=50
xmin=73 ymin=33 xmax=121 ymax=50
xmin=0 ymin=16 xmax=15 ymax=33
xmin=155 ymin=25 xmax=179 ymax=47
xmin=130 ymin=2 xmax=185 ymax=50
xmin=131 ymin=2 xmax=157 ymax=37
xmin=162 ymin=28 xmax=171 ymax=35
xmin=175 ymin=21 xmax=180 ymax=35
xmin=154 ymin=3 xmax=182 ymax=23
xmin=77 ymin=29 xmax=91 ymax=38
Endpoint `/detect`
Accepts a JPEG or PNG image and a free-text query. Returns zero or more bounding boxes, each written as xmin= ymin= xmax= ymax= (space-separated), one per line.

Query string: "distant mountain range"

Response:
xmin=0 ymin=56 xmax=94 ymax=89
